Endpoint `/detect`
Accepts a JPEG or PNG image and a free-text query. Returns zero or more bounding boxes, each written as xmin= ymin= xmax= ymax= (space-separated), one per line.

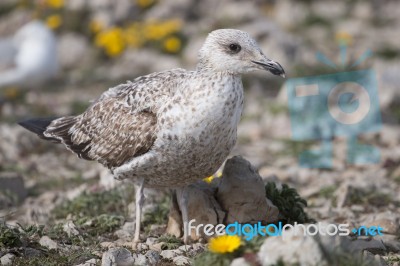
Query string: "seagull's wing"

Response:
xmin=44 ymin=68 xmax=188 ymax=168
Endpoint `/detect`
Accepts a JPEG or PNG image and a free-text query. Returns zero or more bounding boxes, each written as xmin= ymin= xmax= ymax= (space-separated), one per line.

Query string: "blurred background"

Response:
xmin=0 ymin=0 xmax=399 ymax=264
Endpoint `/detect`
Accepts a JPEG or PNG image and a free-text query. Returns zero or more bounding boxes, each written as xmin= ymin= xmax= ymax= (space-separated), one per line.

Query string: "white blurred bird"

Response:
xmin=0 ymin=20 xmax=58 ymax=89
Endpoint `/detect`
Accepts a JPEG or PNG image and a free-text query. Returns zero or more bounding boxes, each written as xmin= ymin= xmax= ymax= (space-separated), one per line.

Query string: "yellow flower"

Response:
xmin=46 ymin=0 xmax=64 ymax=8
xmin=136 ymin=0 xmax=154 ymax=8
xmin=46 ymin=14 xmax=62 ymax=29
xmin=209 ymin=235 xmax=241 ymax=254
xmin=95 ymin=27 xmax=125 ymax=57
xmin=335 ymin=31 xmax=353 ymax=46
xmin=163 ymin=36 xmax=181 ymax=53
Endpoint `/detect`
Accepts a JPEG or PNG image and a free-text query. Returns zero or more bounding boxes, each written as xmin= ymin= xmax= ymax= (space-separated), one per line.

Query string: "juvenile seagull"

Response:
xmin=19 ymin=29 xmax=285 ymax=244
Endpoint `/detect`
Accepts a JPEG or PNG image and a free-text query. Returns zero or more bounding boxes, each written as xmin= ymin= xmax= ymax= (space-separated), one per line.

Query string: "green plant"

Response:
xmin=265 ymin=182 xmax=314 ymax=224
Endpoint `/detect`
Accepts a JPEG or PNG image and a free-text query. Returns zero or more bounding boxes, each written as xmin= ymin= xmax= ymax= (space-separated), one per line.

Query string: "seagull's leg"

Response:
xmin=134 ymin=178 xmax=145 ymax=244
xmin=176 ymin=187 xmax=190 ymax=244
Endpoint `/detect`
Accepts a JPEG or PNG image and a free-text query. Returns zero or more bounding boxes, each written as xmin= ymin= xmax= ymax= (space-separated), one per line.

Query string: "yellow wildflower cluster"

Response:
xmin=93 ymin=19 xmax=183 ymax=57
xmin=45 ymin=0 xmax=64 ymax=9
xmin=208 ymin=235 xmax=241 ymax=254
xmin=95 ymin=27 xmax=126 ymax=57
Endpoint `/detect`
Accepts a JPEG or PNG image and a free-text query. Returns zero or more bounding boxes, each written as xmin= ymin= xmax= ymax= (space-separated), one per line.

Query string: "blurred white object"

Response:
xmin=0 ymin=20 xmax=58 ymax=88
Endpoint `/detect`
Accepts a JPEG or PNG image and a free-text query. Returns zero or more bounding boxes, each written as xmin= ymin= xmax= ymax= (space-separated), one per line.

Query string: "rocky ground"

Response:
xmin=1 ymin=0 xmax=400 ymax=265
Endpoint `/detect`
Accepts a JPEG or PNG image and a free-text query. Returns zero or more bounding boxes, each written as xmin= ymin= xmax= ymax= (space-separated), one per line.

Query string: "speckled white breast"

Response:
xmin=140 ymin=72 xmax=244 ymax=187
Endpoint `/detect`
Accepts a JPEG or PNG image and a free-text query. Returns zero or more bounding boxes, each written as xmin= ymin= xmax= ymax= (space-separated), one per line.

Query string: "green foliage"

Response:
xmin=193 ymin=251 xmax=233 ymax=266
xmin=52 ymin=185 xmax=134 ymax=219
xmin=265 ymin=182 xmax=314 ymax=224
xmin=319 ymin=185 xmax=337 ymax=199
xmin=143 ymin=196 xmax=171 ymax=233
xmin=75 ymin=214 xmax=125 ymax=236
xmin=158 ymin=234 xmax=183 ymax=250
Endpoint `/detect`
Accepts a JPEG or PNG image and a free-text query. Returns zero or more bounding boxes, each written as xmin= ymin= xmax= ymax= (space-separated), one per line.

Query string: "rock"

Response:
xmin=170 ymin=182 xmax=225 ymax=240
xmin=39 ymin=236 xmax=58 ymax=250
xmin=145 ymin=250 xmax=160 ymax=265
xmin=100 ymin=242 xmax=116 ymax=249
xmin=0 ymin=172 xmax=27 ymax=209
xmin=149 ymin=242 xmax=164 ymax=252
xmin=145 ymin=237 xmax=158 ymax=246
xmin=75 ymin=258 xmax=98 ymax=266
xmin=258 ymin=225 xmax=325 ymax=266
xmin=315 ymin=223 xmax=387 ymax=255
xmin=114 ymin=222 xmax=135 ymax=240
xmin=0 ymin=253 xmax=15 ymax=266
xmin=63 ymin=220 xmax=80 ymax=237
xmin=101 ymin=248 xmax=134 ymax=266
xmin=24 ymin=247 xmax=42 ymax=258
xmin=135 ymin=243 xmax=149 ymax=252
xmin=230 ymin=257 xmax=251 ymax=266
xmin=363 ymin=212 xmax=400 ymax=235
xmin=160 ymin=249 xmax=183 ymax=260
xmin=131 ymin=253 xmax=148 ymax=266
xmin=173 ymin=255 xmax=191 ymax=266
xmin=178 ymin=245 xmax=192 ymax=252
xmin=217 ymin=156 xmax=279 ymax=224
xmin=187 ymin=243 xmax=205 ymax=257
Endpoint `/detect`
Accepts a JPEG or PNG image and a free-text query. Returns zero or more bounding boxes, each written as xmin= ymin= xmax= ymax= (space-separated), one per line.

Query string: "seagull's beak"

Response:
xmin=252 ymin=57 xmax=286 ymax=78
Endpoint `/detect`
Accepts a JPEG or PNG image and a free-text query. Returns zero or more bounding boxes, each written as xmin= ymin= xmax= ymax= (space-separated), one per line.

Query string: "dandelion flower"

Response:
xmin=209 ymin=235 xmax=241 ymax=254
xmin=163 ymin=36 xmax=181 ymax=53
xmin=46 ymin=15 xmax=62 ymax=29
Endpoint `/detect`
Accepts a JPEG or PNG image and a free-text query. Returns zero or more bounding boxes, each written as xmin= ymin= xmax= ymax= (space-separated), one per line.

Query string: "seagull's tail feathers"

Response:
xmin=18 ymin=116 xmax=76 ymax=143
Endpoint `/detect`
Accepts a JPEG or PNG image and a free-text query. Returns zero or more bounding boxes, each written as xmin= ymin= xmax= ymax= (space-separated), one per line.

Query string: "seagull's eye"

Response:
xmin=228 ymin=43 xmax=241 ymax=53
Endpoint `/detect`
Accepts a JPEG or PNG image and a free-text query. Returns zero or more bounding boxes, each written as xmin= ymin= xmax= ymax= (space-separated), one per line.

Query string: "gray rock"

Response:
xmin=145 ymin=237 xmax=158 ymax=246
xmin=169 ymin=182 xmax=225 ymax=241
xmin=160 ymin=249 xmax=183 ymax=260
xmin=0 ymin=253 xmax=15 ymax=266
xmin=24 ymin=247 xmax=42 ymax=258
xmin=258 ymin=225 xmax=326 ymax=266
xmin=63 ymin=220 xmax=80 ymax=237
xmin=230 ymin=257 xmax=250 ymax=266
xmin=132 ymin=253 xmax=148 ymax=266
xmin=145 ymin=250 xmax=160 ymax=265
xmin=173 ymin=255 xmax=191 ymax=266
xmin=101 ymin=248 xmax=134 ymax=266
xmin=217 ymin=156 xmax=279 ymax=224
xmin=0 ymin=172 xmax=27 ymax=209
xmin=39 ymin=235 xmax=58 ymax=250
xmin=75 ymin=258 xmax=98 ymax=266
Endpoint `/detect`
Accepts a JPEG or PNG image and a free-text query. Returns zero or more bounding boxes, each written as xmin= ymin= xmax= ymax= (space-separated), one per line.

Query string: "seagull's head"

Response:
xmin=198 ymin=29 xmax=285 ymax=77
